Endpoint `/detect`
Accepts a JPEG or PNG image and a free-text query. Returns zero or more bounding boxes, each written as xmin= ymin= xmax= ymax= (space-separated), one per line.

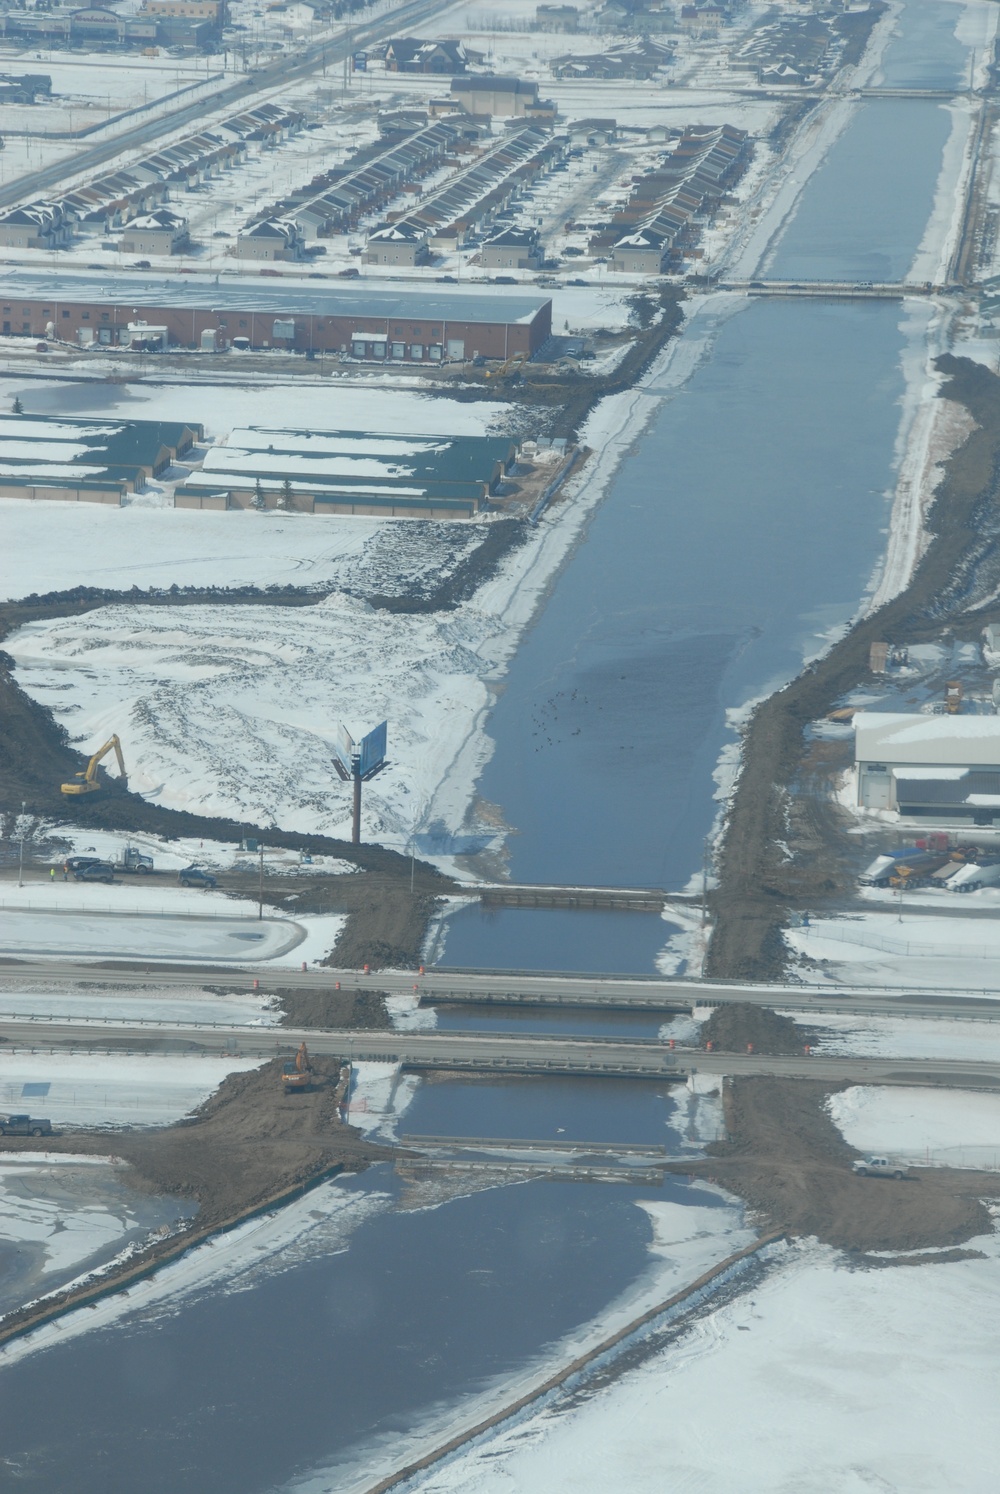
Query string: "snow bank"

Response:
xmin=785 ymin=910 xmax=1000 ymax=992
xmin=828 ymin=1084 xmax=1000 ymax=1169
xmin=402 ymin=1233 xmax=1000 ymax=1494
xmin=0 ymin=905 xmax=302 ymax=962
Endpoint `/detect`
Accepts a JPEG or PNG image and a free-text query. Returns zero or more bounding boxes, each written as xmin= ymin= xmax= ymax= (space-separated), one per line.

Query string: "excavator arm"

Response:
xmin=61 ymin=734 xmax=128 ymax=796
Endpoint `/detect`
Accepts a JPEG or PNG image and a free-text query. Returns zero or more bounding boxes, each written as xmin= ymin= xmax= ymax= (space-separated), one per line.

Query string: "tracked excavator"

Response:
xmin=282 ymin=1043 xmax=315 ymax=1093
xmin=60 ymin=735 xmax=128 ymax=797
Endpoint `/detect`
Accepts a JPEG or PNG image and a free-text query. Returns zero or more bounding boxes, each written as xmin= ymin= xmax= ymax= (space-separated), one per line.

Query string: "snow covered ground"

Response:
xmin=785 ymin=910 xmax=1000 ymax=991
xmin=828 ymin=1085 xmax=1000 ymax=1171
xmin=0 ymin=904 xmax=302 ymax=961
xmin=801 ymin=1010 xmax=1000 ymax=1065
xmin=403 ymin=1230 xmax=1000 ymax=1494
xmin=0 ymin=1052 xmax=260 ymax=1127
xmin=0 ymin=981 xmax=276 ymax=1028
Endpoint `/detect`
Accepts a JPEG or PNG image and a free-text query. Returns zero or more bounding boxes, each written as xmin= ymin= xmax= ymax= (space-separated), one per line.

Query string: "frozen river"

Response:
xmin=441 ymin=0 xmax=967 ymax=971
xmin=0 ymin=3 xmax=983 ymax=1489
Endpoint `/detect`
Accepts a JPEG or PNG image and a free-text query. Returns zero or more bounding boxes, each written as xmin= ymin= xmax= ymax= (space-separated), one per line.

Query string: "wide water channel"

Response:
xmin=0 ymin=5 xmax=978 ymax=1488
xmin=440 ymin=0 xmax=969 ymax=973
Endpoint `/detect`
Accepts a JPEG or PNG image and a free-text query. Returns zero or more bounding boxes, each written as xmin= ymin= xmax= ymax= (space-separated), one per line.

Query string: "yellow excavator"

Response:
xmin=282 ymin=1043 xmax=315 ymax=1094
xmin=60 ymin=734 xmax=128 ymax=797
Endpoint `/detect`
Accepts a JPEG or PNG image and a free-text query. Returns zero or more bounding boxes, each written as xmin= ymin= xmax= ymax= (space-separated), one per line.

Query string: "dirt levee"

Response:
xmin=273 ymin=986 xmax=392 ymax=1030
xmin=702 ymin=1003 xmax=816 ymax=1055
xmin=685 ymin=1077 xmax=999 ymax=1253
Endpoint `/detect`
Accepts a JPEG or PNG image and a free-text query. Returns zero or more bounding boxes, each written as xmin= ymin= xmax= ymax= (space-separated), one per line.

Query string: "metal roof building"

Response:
xmin=855 ymin=712 xmax=1000 ymax=819
xmin=0 ymin=270 xmax=552 ymax=361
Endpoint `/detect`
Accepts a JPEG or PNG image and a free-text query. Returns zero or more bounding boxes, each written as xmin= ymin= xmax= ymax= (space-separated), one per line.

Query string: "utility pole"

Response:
xmin=258 ymin=842 xmax=264 ymax=920
xmin=352 ymin=771 xmax=363 ymax=845
xmin=17 ymin=800 xmax=26 ymax=889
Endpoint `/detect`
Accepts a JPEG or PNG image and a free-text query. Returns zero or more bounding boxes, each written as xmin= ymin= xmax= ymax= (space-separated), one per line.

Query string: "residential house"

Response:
xmin=236 ymin=217 xmax=303 ymax=261
xmin=120 ymin=208 xmax=190 ymax=255
xmin=365 ymin=221 xmax=429 ymax=266
xmin=481 ymin=226 xmax=543 ymax=271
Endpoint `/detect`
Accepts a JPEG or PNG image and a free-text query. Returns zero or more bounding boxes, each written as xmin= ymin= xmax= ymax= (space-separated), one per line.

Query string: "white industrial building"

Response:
xmin=855 ymin=712 xmax=1000 ymax=821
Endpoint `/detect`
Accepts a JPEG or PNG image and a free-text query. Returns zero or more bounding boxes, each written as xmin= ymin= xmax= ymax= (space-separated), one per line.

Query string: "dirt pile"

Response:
xmin=272 ymin=986 xmax=392 ymax=1030
xmin=702 ymin=1003 xmax=815 ymax=1055
xmin=2 ymin=1058 xmax=390 ymax=1228
xmin=0 ymin=1058 xmax=395 ymax=1346
xmin=681 ymin=1077 xmax=999 ymax=1254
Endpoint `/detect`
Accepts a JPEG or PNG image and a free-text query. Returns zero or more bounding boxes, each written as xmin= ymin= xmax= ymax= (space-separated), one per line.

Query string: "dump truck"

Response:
xmin=948 ymin=858 xmax=1000 ymax=892
xmin=860 ymin=848 xmax=923 ymax=887
xmin=60 ymin=735 xmax=127 ymax=797
xmin=282 ymin=1043 xmax=314 ymax=1093
xmin=888 ymin=852 xmax=952 ymax=888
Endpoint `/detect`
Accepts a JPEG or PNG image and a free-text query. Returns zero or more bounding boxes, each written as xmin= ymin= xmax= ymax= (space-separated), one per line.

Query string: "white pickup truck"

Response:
xmin=852 ymin=1155 xmax=909 ymax=1179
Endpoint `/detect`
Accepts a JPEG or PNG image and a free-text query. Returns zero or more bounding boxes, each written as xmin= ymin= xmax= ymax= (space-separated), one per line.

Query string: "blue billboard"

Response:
xmin=358 ymin=720 xmax=387 ymax=779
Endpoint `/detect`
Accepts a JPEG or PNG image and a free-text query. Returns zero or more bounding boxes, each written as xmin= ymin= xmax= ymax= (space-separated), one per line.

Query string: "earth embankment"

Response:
xmin=0 ymin=1056 xmax=394 ymax=1346
xmin=708 ymin=356 xmax=1000 ymax=979
xmin=682 ymin=1075 xmax=999 ymax=1254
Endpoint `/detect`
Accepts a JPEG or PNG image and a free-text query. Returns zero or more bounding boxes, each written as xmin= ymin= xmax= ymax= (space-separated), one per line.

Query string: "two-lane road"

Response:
xmin=1 ymin=957 xmax=997 ymax=1023
xmin=3 ymin=1012 xmax=1000 ymax=1087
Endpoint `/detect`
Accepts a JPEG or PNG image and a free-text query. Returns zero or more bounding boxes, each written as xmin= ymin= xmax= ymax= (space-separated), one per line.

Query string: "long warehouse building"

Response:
xmin=0 ymin=271 xmax=553 ymax=362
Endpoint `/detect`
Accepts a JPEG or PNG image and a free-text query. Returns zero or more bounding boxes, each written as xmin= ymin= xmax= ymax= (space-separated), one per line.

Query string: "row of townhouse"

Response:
xmin=0 ymin=103 xmax=302 ymax=252
xmin=603 ymin=125 xmax=751 ymax=274
xmin=366 ymin=125 xmax=563 ymax=265
xmin=236 ymin=118 xmax=474 ymax=259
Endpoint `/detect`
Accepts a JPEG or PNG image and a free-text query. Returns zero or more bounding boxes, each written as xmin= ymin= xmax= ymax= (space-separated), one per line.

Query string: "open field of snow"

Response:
xmin=403 ymin=1232 xmax=1000 ymax=1494
xmin=0 ymin=982 xmax=276 ymax=1027
xmin=802 ymin=1010 xmax=1000 ymax=1064
xmin=786 ymin=910 xmax=1000 ymax=991
xmin=0 ymin=905 xmax=302 ymax=961
xmin=829 ymin=1085 xmax=1000 ymax=1170
xmin=0 ymin=1052 xmax=260 ymax=1127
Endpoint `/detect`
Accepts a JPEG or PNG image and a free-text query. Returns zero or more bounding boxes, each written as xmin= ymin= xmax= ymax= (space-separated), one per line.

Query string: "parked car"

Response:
xmin=0 ymin=1114 xmax=52 ymax=1136
xmin=852 ymin=1156 xmax=909 ymax=1179
xmin=338 ymin=267 xmax=360 ymax=278
xmin=179 ymin=866 xmax=217 ymax=889
xmin=73 ymin=861 xmax=116 ymax=884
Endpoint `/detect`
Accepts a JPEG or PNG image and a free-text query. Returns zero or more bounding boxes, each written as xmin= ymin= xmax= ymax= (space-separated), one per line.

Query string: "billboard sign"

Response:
xmin=358 ymin=720 xmax=388 ymax=780
xmin=332 ymin=723 xmax=354 ymax=779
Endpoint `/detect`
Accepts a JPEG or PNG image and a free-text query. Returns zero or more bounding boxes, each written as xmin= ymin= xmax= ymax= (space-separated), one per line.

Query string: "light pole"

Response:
xmin=17 ymin=799 xmax=27 ymax=889
xmin=258 ymin=842 xmax=264 ymax=920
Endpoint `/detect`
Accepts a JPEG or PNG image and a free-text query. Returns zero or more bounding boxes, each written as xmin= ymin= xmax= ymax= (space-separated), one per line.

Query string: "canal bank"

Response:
xmin=436 ymin=0 xmax=993 ymax=973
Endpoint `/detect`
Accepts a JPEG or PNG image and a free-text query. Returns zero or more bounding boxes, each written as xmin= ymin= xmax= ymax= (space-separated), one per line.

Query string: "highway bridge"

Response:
xmin=717 ymin=280 xmax=938 ymax=299
xmin=2 ymin=1013 xmax=1000 ymax=1087
xmin=2 ymin=958 xmax=999 ymax=1023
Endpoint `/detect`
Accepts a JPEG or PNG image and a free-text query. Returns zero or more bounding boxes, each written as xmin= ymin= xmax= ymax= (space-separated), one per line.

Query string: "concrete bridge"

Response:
xmin=3 ymin=1013 xmax=1000 ymax=1086
xmin=4 ymin=959 xmax=1000 ymax=1023
xmin=718 ymin=280 xmax=936 ymax=299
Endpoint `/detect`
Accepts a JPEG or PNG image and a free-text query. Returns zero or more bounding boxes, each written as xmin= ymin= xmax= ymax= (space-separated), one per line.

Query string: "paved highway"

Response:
xmin=3 ymin=1013 xmax=1000 ymax=1087
xmin=2 ymin=957 xmax=997 ymax=1022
